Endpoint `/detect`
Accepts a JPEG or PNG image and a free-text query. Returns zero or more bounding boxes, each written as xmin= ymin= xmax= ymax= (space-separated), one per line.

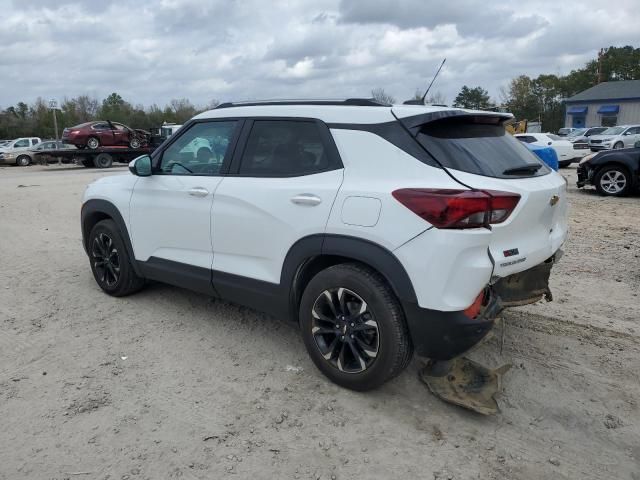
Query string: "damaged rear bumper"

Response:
xmin=404 ymin=251 xmax=560 ymax=360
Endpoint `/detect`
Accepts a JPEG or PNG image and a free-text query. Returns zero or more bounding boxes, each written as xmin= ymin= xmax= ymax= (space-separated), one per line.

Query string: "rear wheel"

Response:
xmin=88 ymin=219 xmax=145 ymax=296
xmin=299 ymin=263 xmax=412 ymax=391
xmin=595 ymin=165 xmax=631 ymax=196
xmin=87 ymin=137 xmax=100 ymax=149
xmin=129 ymin=137 xmax=141 ymax=149
xmin=15 ymin=155 xmax=30 ymax=166
xmin=93 ymin=153 xmax=113 ymax=168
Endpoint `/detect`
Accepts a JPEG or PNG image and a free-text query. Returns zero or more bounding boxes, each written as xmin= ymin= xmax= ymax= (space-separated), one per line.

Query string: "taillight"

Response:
xmin=392 ymin=188 xmax=520 ymax=229
xmin=463 ymin=290 xmax=486 ymax=319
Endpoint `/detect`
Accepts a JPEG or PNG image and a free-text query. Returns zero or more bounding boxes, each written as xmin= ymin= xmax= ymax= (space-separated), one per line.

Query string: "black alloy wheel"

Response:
xmin=299 ymin=263 xmax=412 ymax=391
xmin=311 ymin=287 xmax=379 ymax=373
xmin=91 ymin=233 xmax=120 ymax=287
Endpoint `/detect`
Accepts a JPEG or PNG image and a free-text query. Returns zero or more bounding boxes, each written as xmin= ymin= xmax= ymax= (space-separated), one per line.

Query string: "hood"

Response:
xmin=589 ymin=134 xmax=617 ymax=141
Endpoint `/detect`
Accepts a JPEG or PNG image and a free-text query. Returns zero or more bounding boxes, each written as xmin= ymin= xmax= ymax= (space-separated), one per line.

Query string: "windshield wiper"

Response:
xmin=503 ymin=164 xmax=542 ymax=175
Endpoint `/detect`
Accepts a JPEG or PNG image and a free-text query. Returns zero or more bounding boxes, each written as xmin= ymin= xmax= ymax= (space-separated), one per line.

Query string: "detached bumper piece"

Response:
xmin=413 ymin=252 xmax=560 ymax=414
xmin=420 ymin=358 xmax=512 ymax=415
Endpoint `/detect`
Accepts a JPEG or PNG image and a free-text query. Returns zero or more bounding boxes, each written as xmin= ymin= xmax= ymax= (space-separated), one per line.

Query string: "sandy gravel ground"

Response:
xmin=0 ymin=163 xmax=638 ymax=480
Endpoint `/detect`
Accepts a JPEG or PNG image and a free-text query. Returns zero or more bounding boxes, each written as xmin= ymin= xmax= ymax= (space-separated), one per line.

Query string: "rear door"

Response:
xmin=211 ymin=119 xmax=343 ymax=286
xmin=402 ymin=110 xmax=567 ymax=278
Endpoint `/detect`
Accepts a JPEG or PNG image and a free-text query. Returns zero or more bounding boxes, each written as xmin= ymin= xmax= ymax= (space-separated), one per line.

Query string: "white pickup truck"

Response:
xmin=0 ymin=137 xmax=42 ymax=166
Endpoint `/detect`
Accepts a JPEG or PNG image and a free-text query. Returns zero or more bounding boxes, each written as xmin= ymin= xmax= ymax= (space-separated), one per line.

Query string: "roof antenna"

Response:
xmin=404 ymin=58 xmax=446 ymax=105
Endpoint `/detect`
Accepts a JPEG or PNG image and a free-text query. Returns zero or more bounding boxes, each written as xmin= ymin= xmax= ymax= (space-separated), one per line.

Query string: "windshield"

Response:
xmin=416 ymin=117 xmax=550 ymax=178
xmin=546 ymin=134 xmax=562 ymax=141
xmin=601 ymin=127 xmax=624 ymax=135
xmin=567 ymin=128 xmax=587 ymax=137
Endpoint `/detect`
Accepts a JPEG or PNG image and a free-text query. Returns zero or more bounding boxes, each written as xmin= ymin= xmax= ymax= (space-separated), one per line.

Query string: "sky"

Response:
xmin=1 ymin=0 xmax=639 ymax=109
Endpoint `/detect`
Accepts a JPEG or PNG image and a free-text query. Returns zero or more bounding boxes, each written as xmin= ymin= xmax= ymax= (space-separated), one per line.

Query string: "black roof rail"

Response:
xmin=214 ymin=98 xmax=389 ymax=109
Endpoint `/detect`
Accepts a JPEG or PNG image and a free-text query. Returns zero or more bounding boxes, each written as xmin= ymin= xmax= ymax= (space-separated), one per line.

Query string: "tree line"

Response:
xmin=3 ymin=45 xmax=638 ymax=139
xmin=0 ymin=93 xmax=219 ymax=140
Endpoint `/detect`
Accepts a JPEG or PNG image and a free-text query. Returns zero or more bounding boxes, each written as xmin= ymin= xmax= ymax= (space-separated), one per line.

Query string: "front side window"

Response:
xmin=159 ymin=121 xmax=237 ymax=175
xmin=239 ymin=120 xmax=330 ymax=176
xmin=14 ymin=139 xmax=29 ymax=148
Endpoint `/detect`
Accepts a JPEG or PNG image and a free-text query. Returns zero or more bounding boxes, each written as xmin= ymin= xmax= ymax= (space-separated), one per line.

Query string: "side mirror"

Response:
xmin=129 ymin=155 xmax=152 ymax=177
xmin=547 ymin=141 xmax=552 ymax=145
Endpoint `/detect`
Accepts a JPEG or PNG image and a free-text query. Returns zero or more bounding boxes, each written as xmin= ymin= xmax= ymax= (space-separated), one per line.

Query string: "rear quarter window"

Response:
xmin=416 ymin=117 xmax=550 ymax=178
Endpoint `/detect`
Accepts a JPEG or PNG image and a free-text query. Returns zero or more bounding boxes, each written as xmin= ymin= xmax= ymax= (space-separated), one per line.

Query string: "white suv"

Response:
xmin=81 ymin=100 xmax=568 ymax=391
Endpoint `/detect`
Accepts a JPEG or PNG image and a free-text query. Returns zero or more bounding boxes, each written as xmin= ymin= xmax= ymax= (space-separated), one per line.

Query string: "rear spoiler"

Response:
xmin=396 ymin=110 xmax=514 ymax=137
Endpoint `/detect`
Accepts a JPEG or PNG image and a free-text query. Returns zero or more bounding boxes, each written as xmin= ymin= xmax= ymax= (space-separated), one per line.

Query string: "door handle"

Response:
xmin=188 ymin=187 xmax=209 ymax=197
xmin=291 ymin=194 xmax=322 ymax=206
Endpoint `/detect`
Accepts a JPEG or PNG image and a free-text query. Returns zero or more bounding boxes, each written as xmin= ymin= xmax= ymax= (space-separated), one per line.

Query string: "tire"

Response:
xmin=15 ymin=155 xmax=31 ymax=166
xmin=594 ymin=165 xmax=631 ymax=196
xmin=93 ymin=153 xmax=113 ymax=168
xmin=88 ymin=219 xmax=145 ymax=297
xmin=129 ymin=137 xmax=141 ymax=149
xmin=558 ymin=160 xmax=572 ymax=168
xmin=87 ymin=137 xmax=100 ymax=149
xmin=299 ymin=263 xmax=412 ymax=391
xmin=613 ymin=142 xmax=624 ymax=150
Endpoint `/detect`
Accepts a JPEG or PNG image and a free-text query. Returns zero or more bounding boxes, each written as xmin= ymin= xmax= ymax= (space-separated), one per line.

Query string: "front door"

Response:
xmin=129 ymin=120 xmax=240 ymax=292
xmin=211 ymin=119 xmax=344 ymax=299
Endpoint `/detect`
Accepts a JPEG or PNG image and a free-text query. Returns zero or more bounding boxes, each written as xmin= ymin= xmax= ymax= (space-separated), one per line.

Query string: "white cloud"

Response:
xmin=0 ymin=0 xmax=638 ymax=108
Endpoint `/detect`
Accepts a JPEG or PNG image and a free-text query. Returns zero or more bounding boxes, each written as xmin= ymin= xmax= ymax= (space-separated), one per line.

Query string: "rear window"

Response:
xmin=416 ymin=117 xmax=550 ymax=178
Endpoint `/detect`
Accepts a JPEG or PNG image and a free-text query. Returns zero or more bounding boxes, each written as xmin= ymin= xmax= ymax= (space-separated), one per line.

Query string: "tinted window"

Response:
xmin=417 ymin=118 xmax=549 ymax=178
xmin=516 ymin=136 xmax=535 ymax=143
xmin=31 ymin=139 xmax=39 ymax=146
xmin=160 ymin=121 xmax=237 ymax=175
xmin=92 ymin=123 xmax=110 ymax=130
xmin=239 ymin=121 xmax=330 ymax=176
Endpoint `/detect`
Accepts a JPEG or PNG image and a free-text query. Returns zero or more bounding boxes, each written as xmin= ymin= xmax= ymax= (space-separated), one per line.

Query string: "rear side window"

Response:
xmin=239 ymin=120 xmax=331 ymax=176
xmin=416 ymin=118 xmax=549 ymax=178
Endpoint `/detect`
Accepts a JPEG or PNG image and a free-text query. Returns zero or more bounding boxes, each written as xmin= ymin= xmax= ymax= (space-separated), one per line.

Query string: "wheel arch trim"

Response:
xmin=81 ymin=199 xmax=143 ymax=276
xmin=282 ymin=234 xmax=419 ymax=321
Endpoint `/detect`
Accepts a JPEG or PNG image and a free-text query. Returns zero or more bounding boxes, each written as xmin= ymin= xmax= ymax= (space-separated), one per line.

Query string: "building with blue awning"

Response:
xmin=564 ymin=80 xmax=640 ymax=128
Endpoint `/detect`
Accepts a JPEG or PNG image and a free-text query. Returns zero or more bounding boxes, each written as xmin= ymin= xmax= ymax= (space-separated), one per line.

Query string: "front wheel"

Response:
xmin=613 ymin=142 xmax=624 ymax=150
xmin=299 ymin=263 xmax=412 ymax=391
xmin=595 ymin=165 xmax=631 ymax=196
xmin=88 ymin=219 xmax=145 ymax=296
xmin=16 ymin=155 xmax=31 ymax=166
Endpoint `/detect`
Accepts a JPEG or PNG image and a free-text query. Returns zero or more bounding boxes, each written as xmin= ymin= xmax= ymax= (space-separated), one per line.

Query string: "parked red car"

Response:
xmin=62 ymin=121 xmax=149 ymax=149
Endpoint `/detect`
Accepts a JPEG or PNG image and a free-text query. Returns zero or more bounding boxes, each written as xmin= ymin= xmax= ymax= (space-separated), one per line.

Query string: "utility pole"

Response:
xmin=49 ymin=99 xmax=59 ymax=142
xmin=49 ymin=99 xmax=61 ymax=165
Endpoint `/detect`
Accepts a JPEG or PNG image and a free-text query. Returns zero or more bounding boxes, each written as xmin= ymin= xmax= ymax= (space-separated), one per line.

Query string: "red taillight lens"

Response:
xmin=463 ymin=290 xmax=486 ymax=319
xmin=392 ymin=188 xmax=520 ymax=229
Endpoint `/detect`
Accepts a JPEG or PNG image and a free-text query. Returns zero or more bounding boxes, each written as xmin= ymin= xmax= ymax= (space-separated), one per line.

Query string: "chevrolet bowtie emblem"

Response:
xmin=550 ymin=195 xmax=560 ymax=206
